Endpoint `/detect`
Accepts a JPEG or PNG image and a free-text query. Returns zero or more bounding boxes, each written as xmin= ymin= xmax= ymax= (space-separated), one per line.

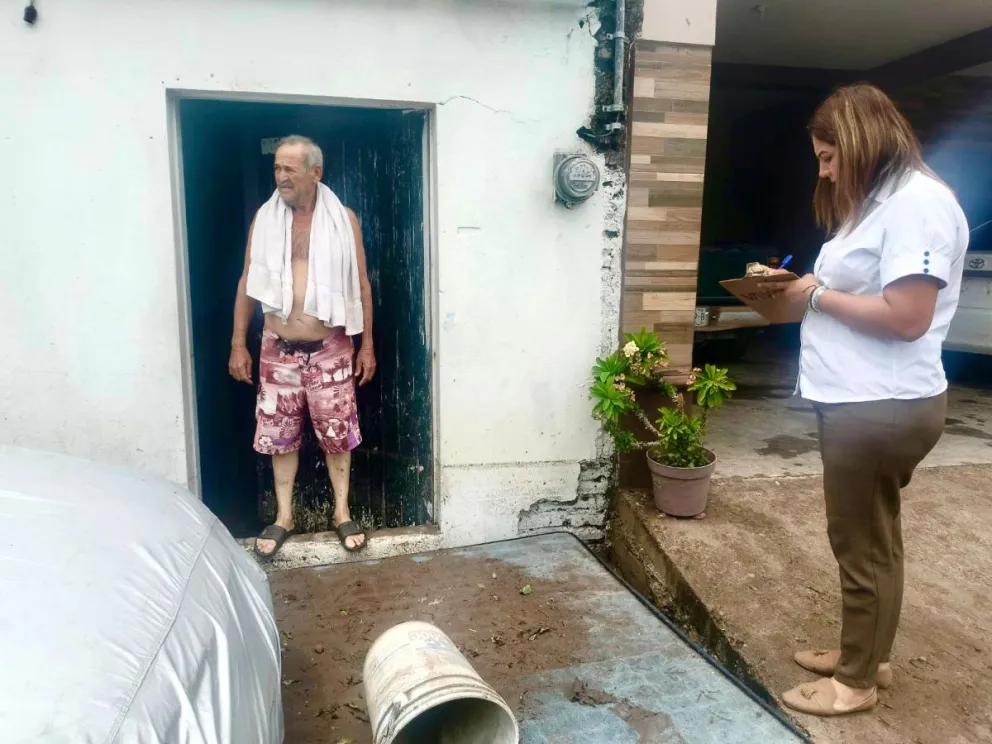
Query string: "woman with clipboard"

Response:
xmin=762 ymin=84 xmax=969 ymax=717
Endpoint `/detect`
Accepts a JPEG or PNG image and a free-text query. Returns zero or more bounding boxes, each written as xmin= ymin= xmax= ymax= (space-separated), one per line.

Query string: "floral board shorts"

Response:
xmin=253 ymin=329 xmax=362 ymax=456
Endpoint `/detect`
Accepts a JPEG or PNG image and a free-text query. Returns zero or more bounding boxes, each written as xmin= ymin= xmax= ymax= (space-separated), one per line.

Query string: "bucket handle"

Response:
xmin=377 ymin=693 xmax=408 ymax=742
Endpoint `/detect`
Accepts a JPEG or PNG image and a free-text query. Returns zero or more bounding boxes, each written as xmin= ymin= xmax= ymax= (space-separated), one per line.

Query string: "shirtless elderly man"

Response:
xmin=229 ymin=135 xmax=375 ymax=558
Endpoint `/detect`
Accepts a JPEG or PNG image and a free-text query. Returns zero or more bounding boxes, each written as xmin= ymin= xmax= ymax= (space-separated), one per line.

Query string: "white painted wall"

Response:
xmin=642 ymin=0 xmax=717 ymax=46
xmin=0 ymin=0 xmax=620 ymax=549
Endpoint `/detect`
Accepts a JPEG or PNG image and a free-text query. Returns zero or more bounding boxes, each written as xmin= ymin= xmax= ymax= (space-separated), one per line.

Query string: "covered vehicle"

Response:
xmin=0 ymin=447 xmax=283 ymax=744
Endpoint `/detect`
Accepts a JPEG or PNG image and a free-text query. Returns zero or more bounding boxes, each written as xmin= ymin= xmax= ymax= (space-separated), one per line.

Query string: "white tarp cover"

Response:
xmin=0 ymin=447 xmax=284 ymax=744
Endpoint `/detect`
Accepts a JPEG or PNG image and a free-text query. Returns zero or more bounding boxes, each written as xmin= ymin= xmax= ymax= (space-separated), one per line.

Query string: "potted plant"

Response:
xmin=590 ymin=329 xmax=735 ymax=517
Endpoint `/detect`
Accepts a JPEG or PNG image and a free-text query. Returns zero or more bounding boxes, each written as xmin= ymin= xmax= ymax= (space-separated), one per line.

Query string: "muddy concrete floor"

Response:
xmin=270 ymin=533 xmax=809 ymax=743
xmin=622 ymin=465 xmax=992 ymax=744
xmin=269 ymin=551 xmax=590 ymax=743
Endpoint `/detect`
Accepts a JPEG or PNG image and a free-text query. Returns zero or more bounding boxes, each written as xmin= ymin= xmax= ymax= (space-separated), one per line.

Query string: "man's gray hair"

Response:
xmin=276 ymin=135 xmax=323 ymax=170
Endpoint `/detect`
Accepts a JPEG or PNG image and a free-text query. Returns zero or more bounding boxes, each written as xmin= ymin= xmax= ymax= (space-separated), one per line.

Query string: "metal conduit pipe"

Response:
xmin=607 ymin=0 xmax=627 ymax=125
xmin=576 ymin=0 xmax=627 ymax=146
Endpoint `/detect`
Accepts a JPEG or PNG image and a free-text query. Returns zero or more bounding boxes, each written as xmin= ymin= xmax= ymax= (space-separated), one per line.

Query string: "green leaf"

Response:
xmin=625 ymin=373 xmax=648 ymax=387
xmin=520 ymin=584 xmax=533 ymax=596
xmin=689 ymin=364 xmax=735 ymax=411
xmin=591 ymin=330 xmax=722 ymax=457
xmin=653 ymin=405 xmax=710 ymax=467
xmin=625 ymin=328 xmax=663 ymax=356
xmin=592 ymin=353 xmax=629 ymax=381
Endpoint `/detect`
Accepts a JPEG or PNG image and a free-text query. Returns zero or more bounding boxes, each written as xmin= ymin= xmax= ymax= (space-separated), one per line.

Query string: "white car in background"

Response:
xmin=945 ymin=247 xmax=992 ymax=356
xmin=0 ymin=447 xmax=283 ymax=744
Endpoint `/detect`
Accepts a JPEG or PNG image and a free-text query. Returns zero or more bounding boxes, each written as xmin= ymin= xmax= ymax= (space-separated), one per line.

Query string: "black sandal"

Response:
xmin=254 ymin=524 xmax=293 ymax=560
xmin=335 ymin=520 xmax=368 ymax=553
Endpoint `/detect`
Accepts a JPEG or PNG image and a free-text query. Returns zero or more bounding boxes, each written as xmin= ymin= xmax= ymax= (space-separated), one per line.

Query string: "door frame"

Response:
xmin=165 ymin=90 xmax=439 ymax=523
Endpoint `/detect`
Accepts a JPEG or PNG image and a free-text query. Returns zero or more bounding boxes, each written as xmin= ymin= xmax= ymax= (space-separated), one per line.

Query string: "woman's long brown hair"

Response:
xmin=809 ymin=83 xmax=934 ymax=233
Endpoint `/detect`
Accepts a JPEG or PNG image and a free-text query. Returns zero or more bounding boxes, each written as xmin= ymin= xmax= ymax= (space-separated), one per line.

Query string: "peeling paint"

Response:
xmin=441 ymin=462 xmax=583 ymax=545
xmin=518 ymin=458 xmax=616 ymax=542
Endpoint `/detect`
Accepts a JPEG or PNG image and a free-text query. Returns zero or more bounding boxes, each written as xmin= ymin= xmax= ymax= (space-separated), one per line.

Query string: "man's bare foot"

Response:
xmin=256 ymin=515 xmax=295 ymax=557
xmin=333 ymin=511 xmax=366 ymax=551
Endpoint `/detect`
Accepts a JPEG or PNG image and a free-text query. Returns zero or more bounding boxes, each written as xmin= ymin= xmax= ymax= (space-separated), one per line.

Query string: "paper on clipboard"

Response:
xmin=718 ymin=271 xmax=800 ymax=324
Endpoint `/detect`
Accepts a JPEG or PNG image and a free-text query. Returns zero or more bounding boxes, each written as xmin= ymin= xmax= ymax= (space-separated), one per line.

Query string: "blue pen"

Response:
xmin=780 ymin=254 xmax=793 ymax=269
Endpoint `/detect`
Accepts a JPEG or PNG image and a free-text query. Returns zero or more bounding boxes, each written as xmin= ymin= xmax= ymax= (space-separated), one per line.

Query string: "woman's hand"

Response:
xmin=761 ymin=273 xmax=819 ymax=306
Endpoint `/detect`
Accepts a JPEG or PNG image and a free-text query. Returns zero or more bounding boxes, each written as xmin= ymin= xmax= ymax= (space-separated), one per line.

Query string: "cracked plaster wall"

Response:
xmin=2 ymin=0 xmax=627 ymax=550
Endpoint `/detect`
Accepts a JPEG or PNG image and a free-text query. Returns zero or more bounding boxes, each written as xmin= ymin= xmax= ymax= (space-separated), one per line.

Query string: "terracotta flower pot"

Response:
xmin=645 ymin=449 xmax=716 ymax=517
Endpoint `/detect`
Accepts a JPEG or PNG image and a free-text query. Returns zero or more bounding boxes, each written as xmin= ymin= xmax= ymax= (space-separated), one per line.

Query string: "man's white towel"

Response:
xmin=246 ymin=183 xmax=364 ymax=336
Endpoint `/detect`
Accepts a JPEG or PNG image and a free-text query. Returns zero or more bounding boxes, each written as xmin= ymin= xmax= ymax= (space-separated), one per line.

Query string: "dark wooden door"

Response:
xmin=246 ymin=107 xmax=433 ymax=532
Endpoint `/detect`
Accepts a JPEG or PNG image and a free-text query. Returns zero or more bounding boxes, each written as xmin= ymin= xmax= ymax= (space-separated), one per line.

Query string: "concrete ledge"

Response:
xmin=241 ymin=523 xmax=604 ymax=571
xmin=241 ymin=524 xmax=445 ymax=570
xmin=609 ymin=491 xmax=776 ymax=705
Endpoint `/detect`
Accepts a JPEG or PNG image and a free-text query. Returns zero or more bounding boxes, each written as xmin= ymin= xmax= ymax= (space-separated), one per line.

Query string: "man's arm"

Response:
xmin=348 ymin=208 xmax=376 ymax=386
xmin=228 ymin=219 xmax=257 ymax=384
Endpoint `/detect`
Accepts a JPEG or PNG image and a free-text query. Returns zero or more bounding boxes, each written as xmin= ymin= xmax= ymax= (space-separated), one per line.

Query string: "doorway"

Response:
xmin=175 ymin=97 xmax=433 ymax=538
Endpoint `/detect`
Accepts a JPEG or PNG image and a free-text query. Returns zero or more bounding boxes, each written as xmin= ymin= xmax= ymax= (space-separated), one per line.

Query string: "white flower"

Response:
xmin=622 ymin=341 xmax=639 ymax=358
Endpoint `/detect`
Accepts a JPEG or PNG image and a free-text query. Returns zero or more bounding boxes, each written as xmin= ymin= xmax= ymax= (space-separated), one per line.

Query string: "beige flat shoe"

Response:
xmin=782 ymin=678 xmax=877 ymax=717
xmin=794 ymin=649 xmax=892 ymax=688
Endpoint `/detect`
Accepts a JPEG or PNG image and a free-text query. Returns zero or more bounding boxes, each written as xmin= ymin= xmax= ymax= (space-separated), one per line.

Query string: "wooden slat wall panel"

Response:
xmin=623 ymin=40 xmax=713 ymax=373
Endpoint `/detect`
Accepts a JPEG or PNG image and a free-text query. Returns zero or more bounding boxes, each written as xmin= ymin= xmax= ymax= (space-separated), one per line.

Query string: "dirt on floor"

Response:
xmin=612 ymin=465 xmax=992 ymax=744
xmin=271 ymin=552 xmax=590 ymax=743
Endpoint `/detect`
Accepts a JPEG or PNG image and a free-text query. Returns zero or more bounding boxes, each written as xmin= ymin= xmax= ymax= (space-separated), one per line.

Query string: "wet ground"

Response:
xmin=270 ymin=533 xmax=806 ymax=743
xmin=706 ymin=341 xmax=992 ymax=479
xmin=611 ymin=465 xmax=992 ymax=744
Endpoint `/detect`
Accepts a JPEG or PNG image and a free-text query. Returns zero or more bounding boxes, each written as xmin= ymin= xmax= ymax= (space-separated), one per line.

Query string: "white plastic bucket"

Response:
xmin=363 ymin=621 xmax=519 ymax=744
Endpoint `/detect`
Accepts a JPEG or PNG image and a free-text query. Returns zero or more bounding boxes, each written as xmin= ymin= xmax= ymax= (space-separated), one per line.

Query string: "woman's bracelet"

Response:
xmin=808 ymin=285 xmax=827 ymax=313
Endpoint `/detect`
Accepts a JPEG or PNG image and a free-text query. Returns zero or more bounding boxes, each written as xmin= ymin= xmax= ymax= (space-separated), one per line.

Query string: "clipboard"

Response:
xmin=718 ymin=271 xmax=800 ymax=324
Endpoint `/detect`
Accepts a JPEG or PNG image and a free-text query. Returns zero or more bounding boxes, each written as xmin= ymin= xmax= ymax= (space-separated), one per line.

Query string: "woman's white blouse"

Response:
xmin=799 ymin=170 xmax=970 ymax=403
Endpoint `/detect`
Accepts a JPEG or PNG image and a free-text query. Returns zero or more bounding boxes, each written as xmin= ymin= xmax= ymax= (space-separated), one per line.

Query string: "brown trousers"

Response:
xmin=814 ymin=393 xmax=946 ymax=689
